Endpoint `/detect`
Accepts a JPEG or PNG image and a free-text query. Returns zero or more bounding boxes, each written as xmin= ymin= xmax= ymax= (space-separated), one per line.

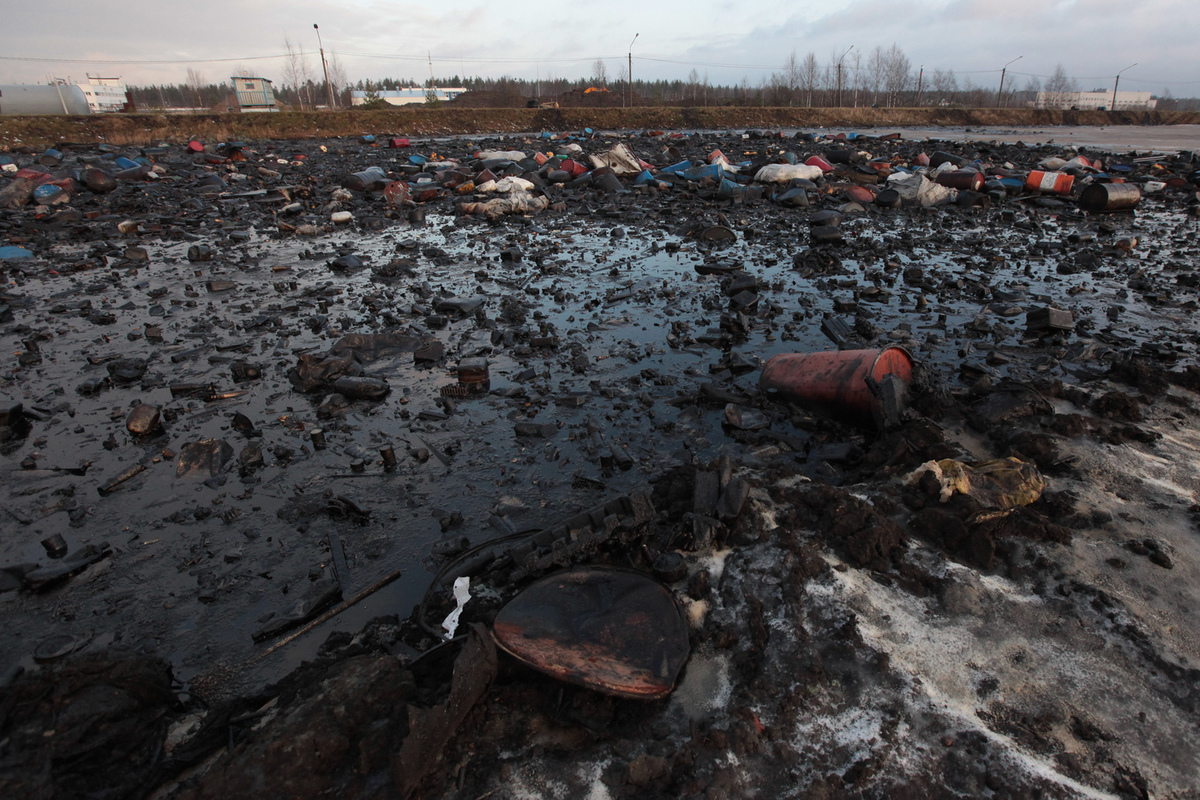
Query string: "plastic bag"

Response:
xmin=886 ymin=172 xmax=957 ymax=207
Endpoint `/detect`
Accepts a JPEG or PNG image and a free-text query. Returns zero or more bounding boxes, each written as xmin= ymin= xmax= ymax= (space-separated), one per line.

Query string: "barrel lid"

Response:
xmin=493 ymin=566 xmax=689 ymax=699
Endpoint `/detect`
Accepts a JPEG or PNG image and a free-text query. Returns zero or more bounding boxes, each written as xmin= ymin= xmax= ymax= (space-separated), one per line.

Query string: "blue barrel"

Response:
xmin=33 ymin=184 xmax=67 ymax=204
xmin=659 ymin=160 xmax=693 ymax=175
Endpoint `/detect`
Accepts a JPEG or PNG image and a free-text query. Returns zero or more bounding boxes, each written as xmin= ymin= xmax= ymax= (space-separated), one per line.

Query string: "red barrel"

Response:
xmin=935 ymin=170 xmax=984 ymax=191
xmin=846 ymin=185 xmax=876 ymax=204
xmin=561 ymin=159 xmax=588 ymax=178
xmin=759 ymin=347 xmax=914 ymax=428
xmin=1025 ymin=170 xmax=1074 ymax=194
xmin=805 ymin=155 xmax=834 ymax=172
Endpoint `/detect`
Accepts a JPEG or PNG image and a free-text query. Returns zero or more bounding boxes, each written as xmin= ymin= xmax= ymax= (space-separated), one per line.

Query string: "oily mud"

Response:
xmin=2 ymin=127 xmax=1200 ymax=799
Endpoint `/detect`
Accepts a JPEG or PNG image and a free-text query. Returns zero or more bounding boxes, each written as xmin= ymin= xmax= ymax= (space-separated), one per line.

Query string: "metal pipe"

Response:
xmin=1112 ymin=63 xmax=1136 ymax=111
xmin=627 ymin=33 xmax=638 ymax=109
xmin=314 ymin=23 xmax=334 ymax=110
xmin=836 ymin=45 xmax=853 ymax=108
xmin=997 ymin=56 xmax=1022 ymax=108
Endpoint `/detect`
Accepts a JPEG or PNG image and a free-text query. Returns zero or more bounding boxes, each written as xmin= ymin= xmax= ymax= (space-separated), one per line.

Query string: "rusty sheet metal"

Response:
xmin=492 ymin=566 xmax=689 ymax=700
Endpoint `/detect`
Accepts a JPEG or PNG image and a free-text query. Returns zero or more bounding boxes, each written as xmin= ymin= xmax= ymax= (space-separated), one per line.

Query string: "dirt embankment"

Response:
xmin=2 ymin=106 xmax=1198 ymax=150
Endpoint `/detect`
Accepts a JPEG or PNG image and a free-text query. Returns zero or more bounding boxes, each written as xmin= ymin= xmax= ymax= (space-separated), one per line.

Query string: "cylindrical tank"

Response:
xmin=760 ymin=346 xmax=914 ymax=429
xmin=1079 ymin=183 xmax=1141 ymax=212
xmin=0 ymin=84 xmax=91 ymax=115
xmin=1025 ymin=170 xmax=1075 ymax=195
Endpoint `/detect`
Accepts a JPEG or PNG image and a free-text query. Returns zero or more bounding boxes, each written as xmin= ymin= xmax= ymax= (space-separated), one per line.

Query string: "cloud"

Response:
xmin=0 ymin=0 xmax=1196 ymax=95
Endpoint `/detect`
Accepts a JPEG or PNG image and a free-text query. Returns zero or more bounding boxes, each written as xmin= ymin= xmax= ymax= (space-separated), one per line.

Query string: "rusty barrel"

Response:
xmin=759 ymin=346 xmax=914 ymax=427
xmin=1079 ymin=182 xmax=1141 ymax=212
xmin=935 ymin=170 xmax=984 ymax=191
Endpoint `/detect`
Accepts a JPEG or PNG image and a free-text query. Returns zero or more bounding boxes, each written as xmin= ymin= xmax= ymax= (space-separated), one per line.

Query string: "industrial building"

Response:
xmin=349 ymin=87 xmax=466 ymax=106
xmin=0 ymin=82 xmax=91 ymax=115
xmin=1035 ymin=90 xmax=1157 ymax=111
xmin=78 ymin=76 xmax=131 ymax=113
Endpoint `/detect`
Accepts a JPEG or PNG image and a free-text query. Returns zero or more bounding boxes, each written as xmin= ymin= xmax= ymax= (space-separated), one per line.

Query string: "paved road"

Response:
xmin=880 ymin=124 xmax=1200 ymax=153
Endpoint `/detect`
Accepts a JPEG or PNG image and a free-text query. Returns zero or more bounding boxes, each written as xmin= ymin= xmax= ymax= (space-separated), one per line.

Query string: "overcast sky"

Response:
xmin=3 ymin=0 xmax=1197 ymax=97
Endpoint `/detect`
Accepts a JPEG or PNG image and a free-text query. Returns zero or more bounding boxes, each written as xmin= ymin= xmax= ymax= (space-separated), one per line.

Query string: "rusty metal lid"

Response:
xmin=493 ymin=566 xmax=689 ymax=700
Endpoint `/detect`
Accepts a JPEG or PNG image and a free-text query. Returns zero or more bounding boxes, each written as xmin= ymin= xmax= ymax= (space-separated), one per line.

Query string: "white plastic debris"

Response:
xmin=495 ymin=176 xmax=535 ymax=193
xmin=476 ymin=150 xmax=526 ymax=161
xmin=753 ymin=163 xmax=824 ymax=183
xmin=440 ymin=576 xmax=471 ymax=640
xmin=588 ymin=143 xmax=642 ymax=176
xmin=886 ymin=172 xmax=957 ymax=207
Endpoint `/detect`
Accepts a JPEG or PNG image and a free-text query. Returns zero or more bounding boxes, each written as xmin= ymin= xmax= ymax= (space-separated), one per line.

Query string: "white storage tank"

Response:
xmin=0 ymin=84 xmax=92 ymax=115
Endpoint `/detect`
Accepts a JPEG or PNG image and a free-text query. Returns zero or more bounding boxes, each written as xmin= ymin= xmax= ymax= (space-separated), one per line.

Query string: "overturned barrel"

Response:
xmin=342 ymin=166 xmax=387 ymax=192
xmin=935 ymin=170 xmax=984 ymax=191
xmin=1025 ymin=170 xmax=1074 ymax=195
xmin=1079 ymin=182 xmax=1141 ymax=212
xmin=760 ymin=346 xmax=913 ymax=429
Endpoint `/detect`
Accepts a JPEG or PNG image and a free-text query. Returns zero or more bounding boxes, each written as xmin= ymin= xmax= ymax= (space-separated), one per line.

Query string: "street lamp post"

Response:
xmin=313 ymin=23 xmax=334 ymax=110
xmin=997 ymin=55 xmax=1022 ymax=107
xmin=836 ymin=45 xmax=853 ymax=108
xmin=1112 ymin=63 xmax=1137 ymax=111
xmin=627 ymin=33 xmax=638 ymax=109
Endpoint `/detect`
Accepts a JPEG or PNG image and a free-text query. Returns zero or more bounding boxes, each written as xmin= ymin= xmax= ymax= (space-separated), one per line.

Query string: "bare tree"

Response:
xmin=867 ymin=46 xmax=886 ymax=106
xmin=1043 ymin=63 xmax=1078 ymax=109
xmin=882 ymin=44 xmax=911 ymax=107
xmin=327 ymin=49 xmax=348 ymax=108
xmin=820 ymin=62 xmax=836 ymax=105
xmin=800 ymin=52 xmax=819 ymax=107
xmin=185 ymin=67 xmax=205 ymax=109
xmin=687 ymin=68 xmax=699 ymax=103
xmin=782 ymin=51 xmax=801 ymax=105
xmin=591 ymin=59 xmax=608 ymax=87
xmin=281 ymin=36 xmax=306 ymax=109
xmin=299 ymin=45 xmax=316 ymax=109
xmin=1014 ymin=75 xmax=1041 ymax=109
xmin=931 ymin=68 xmax=958 ymax=105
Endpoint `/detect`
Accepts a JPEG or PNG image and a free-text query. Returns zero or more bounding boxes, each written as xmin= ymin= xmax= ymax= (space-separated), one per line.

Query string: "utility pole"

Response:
xmin=313 ymin=24 xmax=334 ymax=110
xmin=997 ymin=55 xmax=1022 ymax=108
xmin=915 ymin=66 xmax=923 ymax=107
xmin=627 ymin=33 xmax=638 ymax=109
xmin=836 ymin=45 xmax=853 ymax=107
xmin=1112 ymin=63 xmax=1137 ymax=111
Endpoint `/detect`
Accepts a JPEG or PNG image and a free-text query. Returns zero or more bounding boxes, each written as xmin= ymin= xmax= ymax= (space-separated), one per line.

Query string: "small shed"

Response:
xmin=231 ymin=76 xmax=278 ymax=112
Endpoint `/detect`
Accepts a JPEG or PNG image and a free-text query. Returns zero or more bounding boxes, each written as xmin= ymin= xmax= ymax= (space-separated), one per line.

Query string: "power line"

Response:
xmin=0 ymin=54 xmax=286 ymax=65
xmin=5 ymin=50 xmax=1200 ymax=89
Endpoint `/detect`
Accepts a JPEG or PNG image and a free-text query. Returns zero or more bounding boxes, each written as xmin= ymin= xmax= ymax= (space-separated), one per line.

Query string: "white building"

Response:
xmin=77 ymin=75 xmax=129 ymax=113
xmin=1035 ymin=90 xmax=1157 ymax=111
xmin=350 ymin=87 xmax=466 ymax=107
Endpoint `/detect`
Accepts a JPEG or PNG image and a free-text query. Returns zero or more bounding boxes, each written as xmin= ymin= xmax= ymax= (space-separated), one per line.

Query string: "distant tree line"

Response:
xmin=125 ymin=43 xmax=1197 ymax=111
